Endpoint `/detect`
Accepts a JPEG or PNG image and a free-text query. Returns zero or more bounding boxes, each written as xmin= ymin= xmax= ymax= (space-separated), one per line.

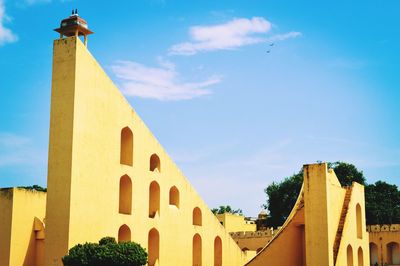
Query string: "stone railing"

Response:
xmin=367 ymin=224 xmax=400 ymax=232
xmin=229 ymin=228 xmax=279 ymax=239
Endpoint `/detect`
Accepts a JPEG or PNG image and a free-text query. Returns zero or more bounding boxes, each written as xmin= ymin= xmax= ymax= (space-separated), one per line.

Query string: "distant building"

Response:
xmin=215 ymin=213 xmax=256 ymax=233
xmin=368 ymin=224 xmax=400 ymax=265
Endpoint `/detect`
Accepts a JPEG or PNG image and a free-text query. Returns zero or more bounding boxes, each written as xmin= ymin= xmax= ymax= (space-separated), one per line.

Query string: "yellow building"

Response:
xmin=215 ymin=213 xmax=257 ymax=233
xmin=368 ymin=224 xmax=400 ymax=265
xmin=0 ymin=188 xmax=46 ymax=266
xmin=0 ymin=13 xmax=375 ymax=266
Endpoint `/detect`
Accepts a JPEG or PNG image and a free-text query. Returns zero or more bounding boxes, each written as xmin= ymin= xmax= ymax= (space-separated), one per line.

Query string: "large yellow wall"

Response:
xmin=304 ymin=163 xmax=334 ymax=265
xmin=44 ymin=36 xmax=247 ymax=266
xmin=304 ymin=164 xmax=370 ymax=266
xmin=246 ymin=208 xmax=306 ymax=266
xmin=0 ymin=188 xmax=46 ymax=266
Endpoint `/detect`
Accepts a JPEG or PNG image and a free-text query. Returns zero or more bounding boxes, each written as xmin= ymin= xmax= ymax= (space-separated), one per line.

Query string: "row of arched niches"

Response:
xmin=118 ymin=127 xmax=223 ymax=266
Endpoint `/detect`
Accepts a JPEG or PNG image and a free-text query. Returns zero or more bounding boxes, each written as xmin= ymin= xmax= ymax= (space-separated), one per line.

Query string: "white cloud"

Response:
xmin=0 ymin=0 xmax=18 ymax=46
xmin=267 ymin=31 xmax=302 ymax=42
xmin=169 ymin=17 xmax=301 ymax=55
xmin=169 ymin=17 xmax=271 ymax=55
xmin=112 ymin=58 xmax=221 ymax=101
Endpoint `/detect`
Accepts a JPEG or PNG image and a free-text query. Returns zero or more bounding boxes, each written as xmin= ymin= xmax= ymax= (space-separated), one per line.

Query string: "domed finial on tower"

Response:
xmin=54 ymin=10 xmax=93 ymax=47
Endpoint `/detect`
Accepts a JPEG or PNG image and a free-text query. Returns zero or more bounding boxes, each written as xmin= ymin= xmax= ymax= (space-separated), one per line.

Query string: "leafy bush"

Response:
xmin=62 ymin=237 xmax=147 ymax=266
xmin=98 ymin=237 xmax=117 ymax=245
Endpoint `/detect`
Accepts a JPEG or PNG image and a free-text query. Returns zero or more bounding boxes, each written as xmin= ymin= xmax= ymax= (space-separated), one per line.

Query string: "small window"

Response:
xmin=150 ymin=154 xmax=161 ymax=172
xmin=387 ymin=242 xmax=400 ymax=265
xmin=356 ymin=204 xmax=362 ymax=239
xmin=169 ymin=186 xmax=180 ymax=208
xmin=118 ymin=224 xmax=131 ymax=242
xmin=193 ymin=234 xmax=202 ymax=266
xmin=193 ymin=207 xmax=202 ymax=226
xmin=119 ymin=175 xmax=132 ymax=214
xmin=148 ymin=228 xmax=160 ymax=266
xmin=149 ymin=181 xmax=160 ymax=218
xmin=358 ymin=247 xmax=364 ymax=266
xmin=214 ymin=236 xmax=222 ymax=266
xmin=120 ymin=127 xmax=133 ymax=166
xmin=347 ymin=245 xmax=353 ymax=266
xmin=370 ymin=243 xmax=378 ymax=265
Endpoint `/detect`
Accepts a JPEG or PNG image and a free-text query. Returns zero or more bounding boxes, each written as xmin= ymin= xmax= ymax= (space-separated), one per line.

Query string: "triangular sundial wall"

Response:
xmin=44 ymin=36 xmax=247 ymax=266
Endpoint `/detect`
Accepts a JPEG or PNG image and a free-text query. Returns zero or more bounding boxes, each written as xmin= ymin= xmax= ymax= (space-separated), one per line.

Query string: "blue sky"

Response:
xmin=1 ymin=0 xmax=399 ymax=216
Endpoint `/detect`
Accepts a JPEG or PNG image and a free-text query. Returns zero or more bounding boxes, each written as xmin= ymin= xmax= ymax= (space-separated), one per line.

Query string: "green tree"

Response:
xmin=262 ymin=171 xmax=303 ymax=227
xmin=18 ymin=185 xmax=47 ymax=192
xmin=62 ymin=237 xmax=147 ymax=266
xmin=211 ymin=205 xmax=243 ymax=215
xmin=327 ymin=161 xmax=366 ymax=186
xmin=263 ymin=162 xmax=366 ymax=227
xmin=365 ymin=181 xmax=400 ymax=224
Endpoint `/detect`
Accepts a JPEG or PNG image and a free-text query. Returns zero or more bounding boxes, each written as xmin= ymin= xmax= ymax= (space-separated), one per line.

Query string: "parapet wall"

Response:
xmin=231 ymin=224 xmax=400 ymax=239
xmin=367 ymin=224 xmax=400 ymax=232
xmin=229 ymin=228 xmax=279 ymax=239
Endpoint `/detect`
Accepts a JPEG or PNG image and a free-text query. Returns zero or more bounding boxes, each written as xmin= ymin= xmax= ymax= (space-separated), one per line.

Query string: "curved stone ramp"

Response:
xmin=245 ymin=184 xmax=306 ymax=266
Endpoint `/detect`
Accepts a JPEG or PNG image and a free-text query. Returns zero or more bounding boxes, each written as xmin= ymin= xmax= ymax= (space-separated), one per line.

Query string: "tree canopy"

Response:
xmin=263 ymin=161 xmax=400 ymax=227
xmin=212 ymin=205 xmax=243 ymax=215
xmin=62 ymin=237 xmax=147 ymax=266
xmin=263 ymin=170 xmax=303 ymax=227
xmin=18 ymin=185 xmax=47 ymax=192
xmin=327 ymin=161 xmax=366 ymax=186
xmin=365 ymin=181 xmax=400 ymax=224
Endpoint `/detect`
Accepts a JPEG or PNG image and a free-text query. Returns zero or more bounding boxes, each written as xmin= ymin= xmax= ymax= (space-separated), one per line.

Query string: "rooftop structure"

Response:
xmin=54 ymin=10 xmax=93 ymax=46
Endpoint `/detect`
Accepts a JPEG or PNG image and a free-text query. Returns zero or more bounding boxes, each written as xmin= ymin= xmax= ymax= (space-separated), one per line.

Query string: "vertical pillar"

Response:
xmin=304 ymin=163 xmax=334 ymax=266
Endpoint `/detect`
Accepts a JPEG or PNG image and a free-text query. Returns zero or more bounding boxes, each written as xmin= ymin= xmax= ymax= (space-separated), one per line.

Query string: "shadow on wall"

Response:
xmin=23 ymin=222 xmax=36 ymax=265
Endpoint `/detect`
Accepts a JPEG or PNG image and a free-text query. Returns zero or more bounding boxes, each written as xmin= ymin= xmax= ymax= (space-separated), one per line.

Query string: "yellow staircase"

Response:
xmin=333 ymin=187 xmax=352 ymax=265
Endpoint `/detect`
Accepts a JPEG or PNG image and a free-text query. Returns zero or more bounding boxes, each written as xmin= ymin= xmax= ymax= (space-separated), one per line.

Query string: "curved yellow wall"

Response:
xmin=246 ymin=163 xmax=370 ymax=266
